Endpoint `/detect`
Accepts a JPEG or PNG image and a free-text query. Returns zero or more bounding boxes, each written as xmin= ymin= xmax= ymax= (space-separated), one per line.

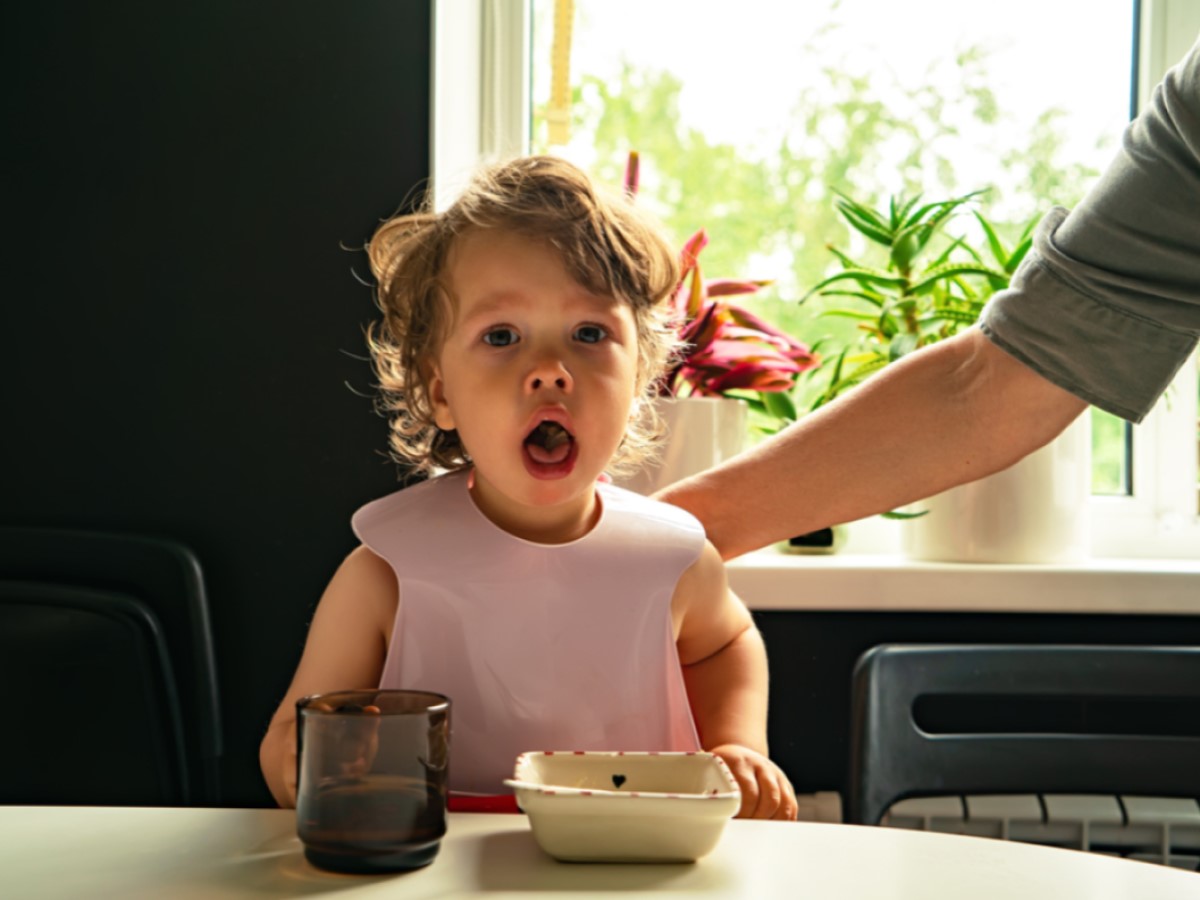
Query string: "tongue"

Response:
xmin=526 ymin=440 xmax=571 ymax=464
xmin=525 ymin=421 xmax=572 ymax=465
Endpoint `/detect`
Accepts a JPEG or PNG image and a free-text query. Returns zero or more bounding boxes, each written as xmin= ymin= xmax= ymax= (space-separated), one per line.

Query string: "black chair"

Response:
xmin=0 ymin=527 xmax=223 ymax=805
xmin=847 ymin=643 xmax=1200 ymax=827
xmin=0 ymin=580 xmax=189 ymax=804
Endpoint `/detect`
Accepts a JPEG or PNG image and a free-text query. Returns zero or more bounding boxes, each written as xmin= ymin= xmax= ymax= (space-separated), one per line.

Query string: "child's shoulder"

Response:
xmin=351 ymin=471 xmax=467 ymax=533
xmin=598 ymin=482 xmax=706 ymax=539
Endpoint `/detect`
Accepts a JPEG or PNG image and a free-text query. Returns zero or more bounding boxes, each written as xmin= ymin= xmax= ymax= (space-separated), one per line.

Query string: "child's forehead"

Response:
xmin=446 ymin=227 xmax=557 ymax=267
xmin=445 ymin=229 xmax=621 ymax=303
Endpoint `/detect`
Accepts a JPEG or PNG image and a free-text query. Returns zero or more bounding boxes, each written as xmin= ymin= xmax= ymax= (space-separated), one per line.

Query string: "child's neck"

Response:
xmin=466 ymin=471 xmax=601 ymax=545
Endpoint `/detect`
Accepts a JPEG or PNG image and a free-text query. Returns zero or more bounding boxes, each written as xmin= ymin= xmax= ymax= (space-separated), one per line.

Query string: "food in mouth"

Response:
xmin=524 ymin=420 xmax=573 ymax=465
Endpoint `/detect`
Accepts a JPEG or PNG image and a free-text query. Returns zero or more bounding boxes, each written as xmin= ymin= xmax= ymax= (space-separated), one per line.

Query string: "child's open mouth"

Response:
xmin=523 ymin=420 xmax=577 ymax=478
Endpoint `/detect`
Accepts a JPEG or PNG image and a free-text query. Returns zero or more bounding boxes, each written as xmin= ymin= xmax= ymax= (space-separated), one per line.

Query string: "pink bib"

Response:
xmin=352 ymin=471 xmax=704 ymax=794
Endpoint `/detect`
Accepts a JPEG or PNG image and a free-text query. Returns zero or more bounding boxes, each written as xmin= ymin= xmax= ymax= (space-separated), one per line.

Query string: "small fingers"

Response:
xmin=770 ymin=769 xmax=799 ymax=821
xmin=726 ymin=758 xmax=759 ymax=818
xmin=749 ymin=764 xmax=784 ymax=819
xmin=742 ymin=760 xmax=798 ymax=820
xmin=729 ymin=758 xmax=780 ymax=820
xmin=712 ymin=746 xmax=798 ymax=820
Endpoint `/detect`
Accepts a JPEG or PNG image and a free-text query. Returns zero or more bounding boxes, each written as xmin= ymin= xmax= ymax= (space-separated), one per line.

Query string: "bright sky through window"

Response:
xmin=536 ymin=0 xmax=1133 ymax=212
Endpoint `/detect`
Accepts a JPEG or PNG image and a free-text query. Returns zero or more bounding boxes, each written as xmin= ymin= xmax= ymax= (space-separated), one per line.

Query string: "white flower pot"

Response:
xmin=902 ymin=413 xmax=1092 ymax=564
xmin=615 ymin=396 xmax=748 ymax=496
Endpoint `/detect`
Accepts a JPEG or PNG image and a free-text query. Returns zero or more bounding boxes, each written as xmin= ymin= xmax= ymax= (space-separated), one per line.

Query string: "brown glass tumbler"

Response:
xmin=296 ymin=689 xmax=450 ymax=873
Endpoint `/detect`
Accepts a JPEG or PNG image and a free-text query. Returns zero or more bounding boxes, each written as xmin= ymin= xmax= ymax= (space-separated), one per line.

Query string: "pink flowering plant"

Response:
xmin=622 ymin=152 xmax=820 ymax=400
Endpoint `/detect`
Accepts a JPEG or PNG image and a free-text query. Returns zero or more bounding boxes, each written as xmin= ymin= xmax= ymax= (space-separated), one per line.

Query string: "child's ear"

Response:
xmin=426 ymin=361 xmax=456 ymax=431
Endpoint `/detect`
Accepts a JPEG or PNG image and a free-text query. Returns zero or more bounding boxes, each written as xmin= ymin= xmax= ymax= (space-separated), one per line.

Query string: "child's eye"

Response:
xmin=574 ymin=324 xmax=608 ymax=344
xmin=482 ymin=327 xmax=519 ymax=347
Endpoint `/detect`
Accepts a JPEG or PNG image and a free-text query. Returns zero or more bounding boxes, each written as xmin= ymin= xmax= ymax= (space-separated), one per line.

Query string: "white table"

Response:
xmin=2 ymin=806 xmax=1197 ymax=899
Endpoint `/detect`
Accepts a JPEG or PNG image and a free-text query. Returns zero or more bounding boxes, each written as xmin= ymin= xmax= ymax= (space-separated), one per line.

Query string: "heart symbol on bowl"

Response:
xmin=612 ymin=774 xmax=627 ymax=788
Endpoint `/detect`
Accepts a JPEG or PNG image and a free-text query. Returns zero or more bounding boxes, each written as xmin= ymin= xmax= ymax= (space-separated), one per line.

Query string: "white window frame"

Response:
xmin=1092 ymin=0 xmax=1200 ymax=559
xmin=430 ymin=0 xmax=529 ymax=210
xmin=430 ymin=0 xmax=1199 ymax=560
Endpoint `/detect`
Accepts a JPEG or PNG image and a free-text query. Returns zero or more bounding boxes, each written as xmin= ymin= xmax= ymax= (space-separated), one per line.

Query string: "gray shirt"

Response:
xmin=980 ymin=38 xmax=1200 ymax=423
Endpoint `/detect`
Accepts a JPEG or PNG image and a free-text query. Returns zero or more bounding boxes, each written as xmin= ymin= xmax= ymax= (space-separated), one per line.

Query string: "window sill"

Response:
xmin=727 ymin=551 xmax=1200 ymax=615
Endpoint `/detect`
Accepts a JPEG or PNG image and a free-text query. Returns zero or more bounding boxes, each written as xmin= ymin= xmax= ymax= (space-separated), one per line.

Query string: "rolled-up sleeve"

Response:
xmin=979 ymin=39 xmax=1200 ymax=423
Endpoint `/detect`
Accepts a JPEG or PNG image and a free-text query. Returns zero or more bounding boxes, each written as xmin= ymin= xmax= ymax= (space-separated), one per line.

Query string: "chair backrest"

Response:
xmin=0 ymin=580 xmax=189 ymax=804
xmin=0 ymin=526 xmax=223 ymax=804
xmin=847 ymin=643 xmax=1200 ymax=826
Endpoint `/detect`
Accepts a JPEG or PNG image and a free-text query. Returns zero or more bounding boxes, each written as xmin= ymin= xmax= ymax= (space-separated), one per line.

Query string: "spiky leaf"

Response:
xmin=881 ymin=509 xmax=929 ymax=520
xmin=972 ymin=210 xmax=1008 ymax=266
xmin=817 ymin=289 xmax=888 ymax=305
xmin=821 ymin=309 xmax=885 ymax=322
xmin=802 ymin=268 xmax=908 ymax=301
xmin=760 ymin=389 xmax=798 ymax=423
xmin=909 ymin=261 xmax=1006 ymax=296
xmin=833 ymin=196 xmax=895 ymax=247
xmin=1006 ymin=236 xmax=1034 ymax=274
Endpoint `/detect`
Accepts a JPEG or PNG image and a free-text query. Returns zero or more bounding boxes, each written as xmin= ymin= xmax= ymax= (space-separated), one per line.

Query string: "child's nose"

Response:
xmin=525 ymin=355 xmax=573 ymax=393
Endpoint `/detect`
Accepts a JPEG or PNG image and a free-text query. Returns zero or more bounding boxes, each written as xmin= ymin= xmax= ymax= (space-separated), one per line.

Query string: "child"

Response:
xmin=260 ymin=155 xmax=797 ymax=820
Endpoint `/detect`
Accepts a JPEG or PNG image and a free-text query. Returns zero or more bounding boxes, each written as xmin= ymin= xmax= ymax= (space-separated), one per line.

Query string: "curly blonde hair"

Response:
xmin=365 ymin=155 xmax=682 ymax=478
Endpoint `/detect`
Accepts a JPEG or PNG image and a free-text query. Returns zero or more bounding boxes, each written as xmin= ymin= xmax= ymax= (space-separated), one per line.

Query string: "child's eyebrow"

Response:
xmin=459 ymin=288 xmax=623 ymax=323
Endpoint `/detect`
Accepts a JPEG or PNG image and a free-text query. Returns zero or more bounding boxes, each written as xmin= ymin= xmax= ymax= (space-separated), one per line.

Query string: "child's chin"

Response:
xmin=517 ymin=462 xmax=609 ymax=507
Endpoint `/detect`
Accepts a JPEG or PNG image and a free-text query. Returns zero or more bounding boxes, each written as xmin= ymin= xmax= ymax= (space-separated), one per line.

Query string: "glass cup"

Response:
xmin=295 ymin=689 xmax=451 ymax=873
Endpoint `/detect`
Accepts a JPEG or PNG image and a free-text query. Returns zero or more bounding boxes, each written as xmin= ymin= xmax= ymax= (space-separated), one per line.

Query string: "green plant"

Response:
xmin=745 ymin=190 xmax=1036 ymax=432
xmin=738 ymin=190 xmax=1039 ymax=524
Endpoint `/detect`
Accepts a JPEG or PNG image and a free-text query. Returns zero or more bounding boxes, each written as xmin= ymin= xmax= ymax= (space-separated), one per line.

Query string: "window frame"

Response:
xmin=430 ymin=0 xmax=529 ymax=211
xmin=429 ymin=0 xmax=1199 ymax=560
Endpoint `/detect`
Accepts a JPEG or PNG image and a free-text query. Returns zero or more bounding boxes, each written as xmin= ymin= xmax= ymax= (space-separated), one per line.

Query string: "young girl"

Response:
xmin=260 ymin=156 xmax=797 ymax=820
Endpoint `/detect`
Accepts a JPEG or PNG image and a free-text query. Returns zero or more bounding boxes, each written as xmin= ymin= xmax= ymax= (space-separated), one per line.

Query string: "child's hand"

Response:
xmin=281 ymin=719 xmax=299 ymax=807
xmin=709 ymin=743 xmax=798 ymax=820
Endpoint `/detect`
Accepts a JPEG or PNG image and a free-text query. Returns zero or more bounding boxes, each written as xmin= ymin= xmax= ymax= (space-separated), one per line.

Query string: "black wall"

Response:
xmin=4 ymin=2 xmax=431 ymax=805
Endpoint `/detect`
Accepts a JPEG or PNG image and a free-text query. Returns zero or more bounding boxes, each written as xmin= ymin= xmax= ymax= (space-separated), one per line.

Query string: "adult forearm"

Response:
xmin=657 ymin=328 xmax=1088 ymax=559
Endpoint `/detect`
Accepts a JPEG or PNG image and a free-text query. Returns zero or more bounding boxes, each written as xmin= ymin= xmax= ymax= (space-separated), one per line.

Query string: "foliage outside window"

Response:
xmin=531 ymin=0 xmax=1135 ymax=495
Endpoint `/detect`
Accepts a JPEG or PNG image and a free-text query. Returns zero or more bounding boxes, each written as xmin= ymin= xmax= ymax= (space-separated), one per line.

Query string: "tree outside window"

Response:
xmin=531 ymin=0 xmax=1136 ymax=495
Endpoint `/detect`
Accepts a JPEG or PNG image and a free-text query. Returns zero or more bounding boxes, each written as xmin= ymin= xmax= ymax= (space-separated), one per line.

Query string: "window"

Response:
xmin=431 ymin=0 xmax=1200 ymax=559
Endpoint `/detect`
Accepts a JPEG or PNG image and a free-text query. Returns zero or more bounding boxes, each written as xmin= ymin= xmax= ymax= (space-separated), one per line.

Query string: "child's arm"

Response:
xmin=673 ymin=541 xmax=798 ymax=820
xmin=258 ymin=545 xmax=398 ymax=808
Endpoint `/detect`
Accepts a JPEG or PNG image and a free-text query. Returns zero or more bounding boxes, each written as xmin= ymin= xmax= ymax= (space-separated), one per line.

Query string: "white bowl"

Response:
xmin=503 ymin=750 xmax=741 ymax=863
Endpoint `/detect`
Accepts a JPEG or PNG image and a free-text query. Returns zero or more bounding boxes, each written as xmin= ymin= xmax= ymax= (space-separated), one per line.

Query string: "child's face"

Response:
xmin=428 ymin=228 xmax=641 ymax=533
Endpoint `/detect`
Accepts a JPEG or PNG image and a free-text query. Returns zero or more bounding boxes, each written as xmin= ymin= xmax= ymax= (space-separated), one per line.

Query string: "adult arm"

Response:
xmin=980 ymin=37 xmax=1200 ymax=421
xmin=659 ymin=40 xmax=1200 ymax=560
xmin=259 ymin=545 xmax=397 ymax=807
xmin=658 ymin=328 xmax=1087 ymax=559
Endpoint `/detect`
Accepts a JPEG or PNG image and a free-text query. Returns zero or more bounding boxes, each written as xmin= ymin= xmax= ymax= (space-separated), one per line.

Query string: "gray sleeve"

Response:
xmin=979 ymin=38 xmax=1200 ymax=423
